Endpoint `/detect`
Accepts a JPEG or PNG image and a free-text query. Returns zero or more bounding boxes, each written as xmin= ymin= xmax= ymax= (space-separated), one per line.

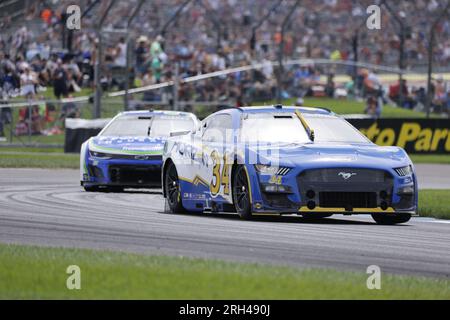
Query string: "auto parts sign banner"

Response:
xmin=348 ymin=118 xmax=450 ymax=154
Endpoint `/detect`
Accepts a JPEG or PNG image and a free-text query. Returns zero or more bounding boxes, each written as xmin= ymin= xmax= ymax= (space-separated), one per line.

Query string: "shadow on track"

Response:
xmin=159 ymin=210 xmax=382 ymax=225
xmin=122 ymin=189 xmax=162 ymax=195
xmin=85 ymin=188 xmax=163 ymax=195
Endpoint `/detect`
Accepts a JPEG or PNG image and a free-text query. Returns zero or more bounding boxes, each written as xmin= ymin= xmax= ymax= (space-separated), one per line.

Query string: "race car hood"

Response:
xmin=251 ymin=142 xmax=412 ymax=169
xmin=88 ymin=136 xmax=166 ymax=155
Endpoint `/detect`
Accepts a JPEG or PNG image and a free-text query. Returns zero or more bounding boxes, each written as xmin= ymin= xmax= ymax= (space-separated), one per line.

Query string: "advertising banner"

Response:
xmin=348 ymin=118 xmax=450 ymax=154
xmin=65 ymin=118 xmax=111 ymax=153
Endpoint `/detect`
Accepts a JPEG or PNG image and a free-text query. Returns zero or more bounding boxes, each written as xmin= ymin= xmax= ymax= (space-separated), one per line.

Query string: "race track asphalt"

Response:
xmin=0 ymin=167 xmax=449 ymax=278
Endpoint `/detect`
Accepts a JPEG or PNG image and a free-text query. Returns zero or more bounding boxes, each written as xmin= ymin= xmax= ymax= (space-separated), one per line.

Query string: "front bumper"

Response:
xmin=249 ymin=166 xmax=417 ymax=215
xmin=82 ymin=156 xmax=163 ymax=188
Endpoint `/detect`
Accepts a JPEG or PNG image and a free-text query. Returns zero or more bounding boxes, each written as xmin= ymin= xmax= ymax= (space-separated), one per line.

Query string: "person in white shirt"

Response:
xmin=115 ymin=37 xmax=127 ymax=68
xmin=20 ymin=66 xmax=37 ymax=98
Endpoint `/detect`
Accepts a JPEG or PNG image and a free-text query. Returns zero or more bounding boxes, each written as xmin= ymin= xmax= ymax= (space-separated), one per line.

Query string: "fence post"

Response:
xmin=9 ymin=108 xmax=13 ymax=144
xmin=124 ymin=0 xmax=146 ymax=111
xmin=28 ymin=101 xmax=32 ymax=144
xmin=173 ymin=62 xmax=180 ymax=111
xmin=124 ymin=36 xmax=131 ymax=111
xmin=93 ymin=0 xmax=117 ymax=119
xmin=276 ymin=0 xmax=301 ymax=103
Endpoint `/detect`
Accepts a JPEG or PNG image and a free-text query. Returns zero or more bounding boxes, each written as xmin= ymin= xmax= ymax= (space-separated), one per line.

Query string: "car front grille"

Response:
xmin=299 ymin=168 xmax=388 ymax=183
xmin=319 ymin=192 xmax=377 ymax=208
xmin=298 ymin=168 xmax=394 ymax=209
xmin=109 ymin=165 xmax=161 ymax=186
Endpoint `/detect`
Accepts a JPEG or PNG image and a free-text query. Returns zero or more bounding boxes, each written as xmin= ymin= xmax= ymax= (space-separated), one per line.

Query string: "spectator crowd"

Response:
xmin=0 ymin=0 xmax=449 ymax=133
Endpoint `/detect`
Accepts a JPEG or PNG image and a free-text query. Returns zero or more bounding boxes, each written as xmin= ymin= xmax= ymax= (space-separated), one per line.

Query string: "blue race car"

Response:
xmin=80 ymin=110 xmax=199 ymax=192
xmin=162 ymin=105 xmax=417 ymax=225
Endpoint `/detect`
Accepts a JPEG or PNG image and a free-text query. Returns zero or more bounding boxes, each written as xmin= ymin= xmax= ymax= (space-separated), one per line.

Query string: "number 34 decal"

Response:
xmin=210 ymin=151 xmax=230 ymax=196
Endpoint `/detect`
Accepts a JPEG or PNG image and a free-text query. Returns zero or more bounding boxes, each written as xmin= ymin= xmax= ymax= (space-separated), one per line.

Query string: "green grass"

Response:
xmin=419 ymin=189 xmax=450 ymax=220
xmin=0 ymin=152 xmax=78 ymax=169
xmin=411 ymin=155 xmax=450 ymax=164
xmin=0 ymin=147 xmax=64 ymax=153
xmin=3 ymin=134 xmax=66 ymax=145
xmin=254 ymin=97 xmax=432 ymax=118
xmin=0 ymin=243 xmax=449 ymax=299
xmin=10 ymin=88 xmax=94 ymax=101
xmin=302 ymin=98 xmax=431 ymax=118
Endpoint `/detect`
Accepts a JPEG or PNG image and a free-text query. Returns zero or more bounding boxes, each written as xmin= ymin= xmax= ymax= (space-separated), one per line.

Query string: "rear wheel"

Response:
xmin=164 ymin=162 xmax=185 ymax=213
xmin=232 ymin=165 xmax=252 ymax=219
xmin=371 ymin=213 xmax=411 ymax=225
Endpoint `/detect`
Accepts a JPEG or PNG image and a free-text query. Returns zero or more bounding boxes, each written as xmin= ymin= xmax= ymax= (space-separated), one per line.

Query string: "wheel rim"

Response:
xmin=166 ymin=165 xmax=180 ymax=206
xmin=234 ymin=167 xmax=249 ymax=212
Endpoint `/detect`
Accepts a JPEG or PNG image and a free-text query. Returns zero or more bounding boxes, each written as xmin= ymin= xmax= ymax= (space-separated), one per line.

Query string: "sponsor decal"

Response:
xmin=269 ymin=175 xmax=282 ymax=184
xmin=349 ymin=119 xmax=450 ymax=154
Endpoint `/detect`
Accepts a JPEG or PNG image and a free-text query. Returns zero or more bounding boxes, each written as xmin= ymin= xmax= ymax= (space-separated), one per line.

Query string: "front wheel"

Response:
xmin=106 ymin=186 xmax=124 ymax=193
xmin=232 ymin=165 xmax=252 ymax=219
xmin=83 ymin=185 xmax=99 ymax=192
xmin=371 ymin=213 xmax=411 ymax=225
xmin=164 ymin=162 xmax=185 ymax=213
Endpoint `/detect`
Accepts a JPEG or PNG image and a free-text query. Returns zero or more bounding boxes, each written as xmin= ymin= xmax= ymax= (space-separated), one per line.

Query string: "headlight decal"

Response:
xmin=255 ymin=165 xmax=291 ymax=176
xmin=394 ymin=165 xmax=412 ymax=176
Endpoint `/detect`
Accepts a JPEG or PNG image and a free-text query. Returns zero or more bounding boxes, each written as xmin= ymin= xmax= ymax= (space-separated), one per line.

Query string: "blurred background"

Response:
xmin=0 ymin=0 xmax=449 ymax=148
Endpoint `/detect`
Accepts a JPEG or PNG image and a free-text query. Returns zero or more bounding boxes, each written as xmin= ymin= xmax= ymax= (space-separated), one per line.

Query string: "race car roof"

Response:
xmin=237 ymin=106 xmax=333 ymax=115
xmin=117 ymin=110 xmax=195 ymax=117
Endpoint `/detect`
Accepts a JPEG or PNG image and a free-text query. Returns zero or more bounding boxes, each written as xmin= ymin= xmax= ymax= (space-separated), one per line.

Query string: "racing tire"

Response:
xmin=106 ymin=186 xmax=124 ymax=193
xmin=371 ymin=213 xmax=411 ymax=225
xmin=164 ymin=162 xmax=185 ymax=214
xmin=83 ymin=185 xmax=99 ymax=192
xmin=232 ymin=165 xmax=252 ymax=220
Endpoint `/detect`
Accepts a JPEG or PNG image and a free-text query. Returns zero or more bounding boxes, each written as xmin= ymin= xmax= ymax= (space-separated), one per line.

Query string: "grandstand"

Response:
xmin=0 ymin=0 xmax=449 ymax=144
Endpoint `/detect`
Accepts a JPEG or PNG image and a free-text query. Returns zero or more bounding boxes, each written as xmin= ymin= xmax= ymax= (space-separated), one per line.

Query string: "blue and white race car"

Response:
xmin=162 ymin=105 xmax=417 ymax=225
xmin=80 ymin=110 xmax=199 ymax=192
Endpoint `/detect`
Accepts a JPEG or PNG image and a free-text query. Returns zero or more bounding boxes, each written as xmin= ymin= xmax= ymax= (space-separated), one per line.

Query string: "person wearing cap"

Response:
xmin=135 ymin=36 xmax=149 ymax=76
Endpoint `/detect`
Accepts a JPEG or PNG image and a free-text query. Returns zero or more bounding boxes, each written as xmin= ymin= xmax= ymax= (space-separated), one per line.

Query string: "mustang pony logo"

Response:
xmin=338 ymin=172 xmax=357 ymax=180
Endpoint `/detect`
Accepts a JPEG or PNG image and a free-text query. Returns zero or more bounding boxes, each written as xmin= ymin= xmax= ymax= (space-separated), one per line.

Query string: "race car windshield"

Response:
xmin=149 ymin=117 xmax=195 ymax=137
xmin=303 ymin=114 xmax=370 ymax=143
xmin=100 ymin=115 xmax=194 ymax=137
xmin=241 ymin=113 xmax=311 ymax=144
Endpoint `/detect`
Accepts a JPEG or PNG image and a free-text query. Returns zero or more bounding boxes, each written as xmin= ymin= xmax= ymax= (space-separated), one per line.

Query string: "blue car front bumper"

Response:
xmin=248 ymin=166 xmax=418 ymax=215
xmin=82 ymin=156 xmax=163 ymax=188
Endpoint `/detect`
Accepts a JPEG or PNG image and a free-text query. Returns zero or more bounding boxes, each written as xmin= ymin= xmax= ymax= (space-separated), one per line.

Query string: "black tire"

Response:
xmin=83 ymin=185 xmax=99 ymax=192
xmin=301 ymin=213 xmax=333 ymax=220
xmin=164 ymin=162 xmax=185 ymax=213
xmin=371 ymin=213 xmax=411 ymax=225
xmin=232 ymin=165 xmax=252 ymax=219
xmin=106 ymin=186 xmax=124 ymax=193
